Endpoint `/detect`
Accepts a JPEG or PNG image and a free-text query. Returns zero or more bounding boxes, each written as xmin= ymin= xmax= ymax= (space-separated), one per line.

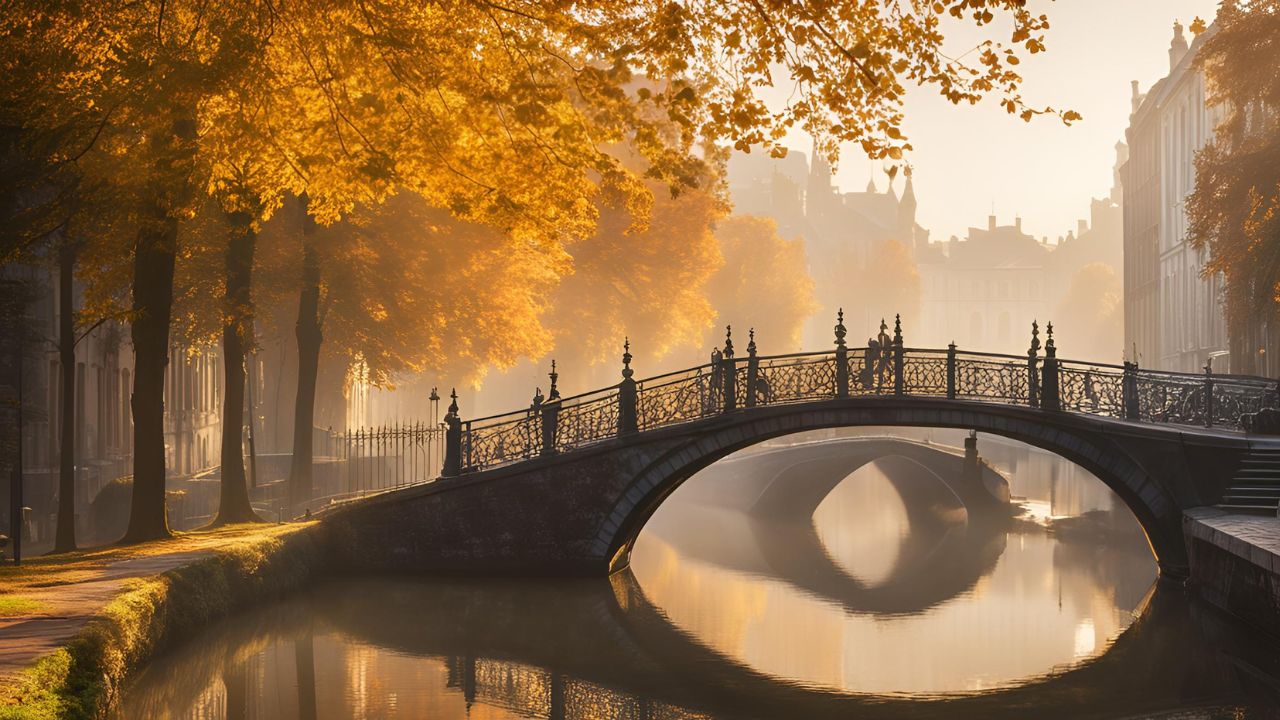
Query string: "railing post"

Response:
xmin=946 ymin=341 xmax=957 ymax=400
xmin=442 ymin=389 xmax=462 ymax=477
xmin=834 ymin=309 xmax=849 ymax=398
xmin=1203 ymin=361 xmax=1214 ymax=428
xmin=745 ymin=329 xmax=760 ymax=407
xmin=1027 ymin=320 xmax=1041 ymax=409
xmin=464 ymin=420 xmax=473 ymax=471
xmin=618 ymin=338 xmax=638 ymax=434
xmin=541 ymin=360 xmax=560 ymax=455
xmin=1042 ymin=322 xmax=1060 ymax=411
xmin=893 ymin=314 xmax=904 ymax=396
xmin=1122 ymin=361 xmax=1140 ymax=420
xmin=721 ymin=325 xmax=737 ymax=413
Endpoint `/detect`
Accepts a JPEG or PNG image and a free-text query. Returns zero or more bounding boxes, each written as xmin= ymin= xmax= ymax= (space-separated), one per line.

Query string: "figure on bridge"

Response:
xmin=861 ymin=318 xmax=895 ymax=392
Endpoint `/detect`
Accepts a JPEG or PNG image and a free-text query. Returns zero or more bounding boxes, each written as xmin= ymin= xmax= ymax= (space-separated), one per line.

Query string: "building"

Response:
xmin=727 ymin=146 xmax=927 ymax=347
xmin=2 ymin=257 xmax=224 ymax=543
xmin=1121 ymin=22 xmax=1228 ymax=372
xmin=917 ymin=216 xmax=1051 ymax=354
xmin=916 ymin=144 xmax=1125 ymax=359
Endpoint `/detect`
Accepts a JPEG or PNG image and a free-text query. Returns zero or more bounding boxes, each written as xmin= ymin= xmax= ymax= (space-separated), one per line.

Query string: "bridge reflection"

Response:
xmin=445 ymin=656 xmax=700 ymax=720
xmin=114 ymin=563 xmax=1280 ymax=720
xmin=646 ymin=437 xmax=1010 ymax=615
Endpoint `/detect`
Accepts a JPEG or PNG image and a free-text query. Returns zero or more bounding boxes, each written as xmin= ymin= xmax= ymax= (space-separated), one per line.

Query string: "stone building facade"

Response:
xmin=1121 ymin=22 xmax=1229 ymax=373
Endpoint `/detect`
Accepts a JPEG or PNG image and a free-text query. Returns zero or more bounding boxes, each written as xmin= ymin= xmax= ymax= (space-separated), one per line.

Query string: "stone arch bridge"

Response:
xmin=327 ymin=317 xmax=1280 ymax=579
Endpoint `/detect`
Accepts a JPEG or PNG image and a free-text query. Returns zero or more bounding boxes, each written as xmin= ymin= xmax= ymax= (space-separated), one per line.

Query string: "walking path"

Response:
xmin=1184 ymin=506 xmax=1280 ymax=575
xmin=0 ymin=523 xmax=302 ymax=688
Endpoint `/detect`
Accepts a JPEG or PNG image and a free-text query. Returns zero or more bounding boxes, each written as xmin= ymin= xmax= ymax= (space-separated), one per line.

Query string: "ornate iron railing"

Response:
xmin=440 ymin=318 xmax=1280 ymax=475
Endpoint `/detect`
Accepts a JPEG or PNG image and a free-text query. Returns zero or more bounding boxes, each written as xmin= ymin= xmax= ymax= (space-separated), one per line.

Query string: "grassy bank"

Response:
xmin=0 ymin=523 xmax=329 ymax=720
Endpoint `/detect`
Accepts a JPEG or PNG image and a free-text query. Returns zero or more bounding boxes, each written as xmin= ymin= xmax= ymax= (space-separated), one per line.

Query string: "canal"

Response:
xmin=114 ymin=430 xmax=1280 ymax=719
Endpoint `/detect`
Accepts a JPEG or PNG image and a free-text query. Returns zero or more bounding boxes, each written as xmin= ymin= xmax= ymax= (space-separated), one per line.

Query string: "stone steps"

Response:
xmin=1218 ymin=449 xmax=1280 ymax=515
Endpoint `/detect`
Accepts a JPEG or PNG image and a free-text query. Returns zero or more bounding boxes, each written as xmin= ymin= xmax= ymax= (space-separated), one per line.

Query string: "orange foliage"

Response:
xmin=706 ymin=216 xmax=817 ymax=354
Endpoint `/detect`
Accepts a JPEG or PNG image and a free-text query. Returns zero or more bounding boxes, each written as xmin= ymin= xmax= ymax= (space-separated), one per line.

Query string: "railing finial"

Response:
xmin=747 ymin=327 xmax=757 ymax=356
xmin=531 ymin=386 xmax=544 ymax=407
xmin=1045 ymin=322 xmax=1055 ymax=356
xmin=621 ymin=337 xmax=634 ymax=379
xmin=447 ymin=388 xmax=459 ymax=418
xmin=723 ymin=324 xmax=735 ymax=359
xmin=893 ymin=314 xmax=903 ymax=346
xmin=1029 ymin=319 xmax=1041 ymax=358
xmin=877 ymin=318 xmax=890 ymax=347
xmin=548 ymin=359 xmax=560 ymax=400
xmin=834 ymin=308 xmax=847 ymax=349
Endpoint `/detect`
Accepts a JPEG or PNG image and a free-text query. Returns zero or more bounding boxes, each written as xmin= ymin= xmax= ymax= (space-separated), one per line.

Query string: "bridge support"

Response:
xmin=619 ymin=340 xmax=638 ymax=435
xmin=1042 ymin=324 xmax=1060 ymax=411
xmin=443 ymin=390 xmax=461 ymax=477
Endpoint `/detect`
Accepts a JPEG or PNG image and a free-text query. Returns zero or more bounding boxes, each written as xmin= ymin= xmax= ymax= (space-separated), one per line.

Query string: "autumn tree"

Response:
xmin=546 ymin=177 xmax=724 ymax=381
xmin=845 ymin=240 xmax=922 ymax=341
xmin=257 ymin=193 xmax=559 ymax=507
xmin=1053 ymin=262 xmax=1123 ymax=363
xmin=706 ymin=216 xmax=817 ymax=353
xmin=1188 ymin=1 xmax=1280 ymax=374
xmin=5 ymin=0 xmax=1073 ymax=534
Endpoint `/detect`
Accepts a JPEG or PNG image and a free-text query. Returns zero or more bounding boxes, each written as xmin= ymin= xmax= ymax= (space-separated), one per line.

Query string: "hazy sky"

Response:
xmin=776 ymin=0 xmax=1221 ymax=244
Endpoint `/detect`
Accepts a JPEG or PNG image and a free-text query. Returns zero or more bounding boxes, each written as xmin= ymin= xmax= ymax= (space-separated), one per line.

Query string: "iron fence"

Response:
xmin=338 ymin=421 xmax=445 ymax=495
xmin=443 ymin=318 xmax=1280 ymax=476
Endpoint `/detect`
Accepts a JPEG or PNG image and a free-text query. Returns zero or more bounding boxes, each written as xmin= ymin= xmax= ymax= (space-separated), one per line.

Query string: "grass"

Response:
xmin=0 ymin=597 xmax=45 ymax=618
xmin=0 ymin=522 xmax=329 ymax=720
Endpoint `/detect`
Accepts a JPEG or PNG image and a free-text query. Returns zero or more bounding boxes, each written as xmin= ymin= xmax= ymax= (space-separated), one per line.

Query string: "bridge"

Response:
xmin=326 ymin=314 xmax=1280 ymax=579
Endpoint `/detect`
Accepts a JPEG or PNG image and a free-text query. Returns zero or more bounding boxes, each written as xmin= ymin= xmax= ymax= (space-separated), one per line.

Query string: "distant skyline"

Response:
xmin=757 ymin=0 xmax=1220 ymax=245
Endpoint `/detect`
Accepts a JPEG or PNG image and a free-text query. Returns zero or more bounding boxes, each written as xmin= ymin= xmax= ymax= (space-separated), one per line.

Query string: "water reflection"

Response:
xmin=115 ymin=434 xmax=1280 ymax=719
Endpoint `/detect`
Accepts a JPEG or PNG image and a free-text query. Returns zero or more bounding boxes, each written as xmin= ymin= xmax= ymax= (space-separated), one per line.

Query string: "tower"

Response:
xmin=806 ymin=138 xmax=836 ymax=218
xmin=897 ymin=172 xmax=918 ymax=251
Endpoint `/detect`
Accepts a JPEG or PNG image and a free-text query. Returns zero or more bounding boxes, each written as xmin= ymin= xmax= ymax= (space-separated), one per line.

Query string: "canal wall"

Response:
xmin=1 ymin=524 xmax=329 ymax=720
xmin=1184 ymin=507 xmax=1280 ymax=638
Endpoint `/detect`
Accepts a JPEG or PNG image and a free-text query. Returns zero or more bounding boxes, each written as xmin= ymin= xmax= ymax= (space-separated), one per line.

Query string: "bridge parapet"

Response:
xmin=445 ymin=314 xmax=1279 ymax=476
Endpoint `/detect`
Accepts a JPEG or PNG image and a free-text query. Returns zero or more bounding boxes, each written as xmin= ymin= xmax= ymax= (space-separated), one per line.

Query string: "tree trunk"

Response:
xmin=223 ymin=658 xmax=248 ymax=720
xmin=123 ymin=115 xmax=197 ymax=543
xmin=123 ymin=215 xmax=177 ymax=542
xmin=53 ymin=237 xmax=76 ymax=553
xmin=295 ymin=631 xmax=317 ymax=720
xmin=288 ymin=212 xmax=322 ymax=511
xmin=213 ymin=211 xmax=260 ymax=525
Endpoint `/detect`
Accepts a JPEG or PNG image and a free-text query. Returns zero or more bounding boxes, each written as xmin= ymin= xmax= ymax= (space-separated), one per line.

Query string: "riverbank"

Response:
xmin=0 ymin=522 xmax=326 ymax=719
xmin=1184 ymin=507 xmax=1280 ymax=637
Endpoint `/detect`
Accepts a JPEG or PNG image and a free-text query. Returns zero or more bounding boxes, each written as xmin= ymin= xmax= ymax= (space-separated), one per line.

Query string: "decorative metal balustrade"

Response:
xmin=440 ymin=314 xmax=1280 ymax=476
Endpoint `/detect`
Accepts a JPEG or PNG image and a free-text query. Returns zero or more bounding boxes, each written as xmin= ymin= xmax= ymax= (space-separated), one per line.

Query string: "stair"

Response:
xmin=1218 ymin=449 xmax=1280 ymax=515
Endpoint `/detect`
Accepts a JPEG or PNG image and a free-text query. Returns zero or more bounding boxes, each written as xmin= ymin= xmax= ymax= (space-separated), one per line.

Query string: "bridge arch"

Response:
xmin=722 ymin=438 xmax=1009 ymax=523
xmin=594 ymin=402 xmax=1183 ymax=576
xmin=647 ymin=439 xmax=1011 ymax=614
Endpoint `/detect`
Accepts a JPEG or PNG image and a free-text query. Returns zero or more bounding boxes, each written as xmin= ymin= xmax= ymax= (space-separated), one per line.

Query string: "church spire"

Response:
xmin=807 ymin=136 xmax=834 ymax=216
xmin=897 ymin=171 xmax=918 ymax=252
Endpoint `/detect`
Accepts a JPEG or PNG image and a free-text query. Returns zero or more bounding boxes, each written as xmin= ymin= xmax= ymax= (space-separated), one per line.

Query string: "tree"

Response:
xmin=257 ymin=193 xmax=559 ymax=508
xmin=546 ymin=177 xmax=724 ymax=378
xmin=5 ymin=0 xmax=1073 ymax=534
xmin=1054 ymin=262 xmax=1123 ymax=363
xmin=705 ymin=216 xmax=817 ymax=353
xmin=845 ymin=240 xmax=922 ymax=341
xmin=1188 ymin=2 xmax=1280 ymax=373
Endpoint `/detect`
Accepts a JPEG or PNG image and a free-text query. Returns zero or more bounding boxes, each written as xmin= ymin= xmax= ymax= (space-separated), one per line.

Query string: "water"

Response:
xmin=115 ymin=432 xmax=1280 ymax=719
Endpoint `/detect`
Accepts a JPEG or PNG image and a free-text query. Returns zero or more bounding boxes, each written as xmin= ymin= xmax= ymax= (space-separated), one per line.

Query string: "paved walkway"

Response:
xmin=1184 ymin=506 xmax=1280 ymax=575
xmin=0 ymin=549 xmax=214 ymax=685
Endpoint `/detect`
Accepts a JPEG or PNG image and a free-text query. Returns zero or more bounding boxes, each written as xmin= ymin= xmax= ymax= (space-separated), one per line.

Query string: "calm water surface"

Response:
xmin=116 ymin=432 xmax=1280 ymax=719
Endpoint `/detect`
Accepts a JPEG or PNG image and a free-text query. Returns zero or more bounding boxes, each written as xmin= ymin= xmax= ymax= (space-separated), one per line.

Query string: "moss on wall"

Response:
xmin=0 ymin=523 xmax=328 ymax=720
